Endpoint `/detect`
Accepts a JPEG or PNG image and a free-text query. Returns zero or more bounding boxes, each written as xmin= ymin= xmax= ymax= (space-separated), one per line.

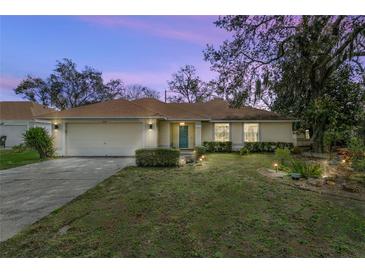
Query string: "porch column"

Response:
xmin=195 ymin=121 xmax=202 ymax=146
xmin=167 ymin=122 xmax=171 ymax=147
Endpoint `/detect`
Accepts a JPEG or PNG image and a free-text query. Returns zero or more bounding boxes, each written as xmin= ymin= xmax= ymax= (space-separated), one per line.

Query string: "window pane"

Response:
xmin=244 ymin=123 xmax=259 ymax=142
xmin=214 ymin=123 xmax=230 ymax=142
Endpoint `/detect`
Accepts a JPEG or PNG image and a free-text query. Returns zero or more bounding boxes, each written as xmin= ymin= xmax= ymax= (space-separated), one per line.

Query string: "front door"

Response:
xmin=179 ymin=125 xmax=189 ymax=148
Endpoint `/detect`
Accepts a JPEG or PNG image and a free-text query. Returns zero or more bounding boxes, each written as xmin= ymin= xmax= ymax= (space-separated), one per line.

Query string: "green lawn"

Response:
xmin=0 ymin=149 xmax=42 ymax=170
xmin=1 ymin=153 xmax=364 ymax=257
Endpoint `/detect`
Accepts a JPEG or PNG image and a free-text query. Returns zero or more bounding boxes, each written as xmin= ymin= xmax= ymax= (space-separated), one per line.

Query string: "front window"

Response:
xmin=305 ymin=129 xmax=310 ymax=140
xmin=244 ymin=123 xmax=259 ymax=142
xmin=214 ymin=123 xmax=230 ymax=141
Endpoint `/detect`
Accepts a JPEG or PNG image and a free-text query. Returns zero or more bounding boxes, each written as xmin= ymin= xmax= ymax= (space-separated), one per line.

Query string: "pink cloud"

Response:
xmin=103 ymin=61 xmax=217 ymax=93
xmin=79 ymin=16 xmax=228 ymax=46
xmin=0 ymin=75 xmax=24 ymax=101
xmin=0 ymin=75 xmax=21 ymax=91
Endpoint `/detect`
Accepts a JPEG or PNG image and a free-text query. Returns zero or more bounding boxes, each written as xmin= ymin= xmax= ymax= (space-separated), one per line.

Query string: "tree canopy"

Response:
xmin=204 ymin=16 xmax=365 ymax=150
xmin=167 ymin=65 xmax=212 ymax=103
xmin=15 ymin=59 xmax=159 ymax=109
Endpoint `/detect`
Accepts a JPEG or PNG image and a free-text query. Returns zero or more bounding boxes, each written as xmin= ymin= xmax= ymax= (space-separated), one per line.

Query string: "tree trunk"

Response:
xmin=311 ymin=122 xmax=326 ymax=153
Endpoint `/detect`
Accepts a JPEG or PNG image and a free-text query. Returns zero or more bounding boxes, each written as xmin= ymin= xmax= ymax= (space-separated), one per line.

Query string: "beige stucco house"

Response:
xmin=35 ymin=98 xmax=296 ymax=156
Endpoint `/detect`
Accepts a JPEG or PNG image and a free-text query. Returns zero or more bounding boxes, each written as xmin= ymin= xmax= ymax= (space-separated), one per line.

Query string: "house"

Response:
xmin=0 ymin=101 xmax=54 ymax=147
xmin=35 ymin=98 xmax=296 ymax=156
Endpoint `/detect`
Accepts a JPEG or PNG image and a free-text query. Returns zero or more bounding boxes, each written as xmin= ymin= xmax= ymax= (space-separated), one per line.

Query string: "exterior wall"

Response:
xmin=195 ymin=121 xmax=202 ymax=146
xmin=201 ymin=121 xmax=294 ymax=151
xmin=260 ymin=122 xmax=294 ymax=143
xmin=201 ymin=122 xmax=213 ymax=142
xmin=143 ymin=119 xmax=158 ymax=148
xmin=231 ymin=122 xmax=243 ymax=150
xmin=171 ymin=123 xmax=179 ymax=148
xmin=158 ymin=120 xmax=170 ymax=148
xmin=46 ymin=118 xmax=294 ymax=156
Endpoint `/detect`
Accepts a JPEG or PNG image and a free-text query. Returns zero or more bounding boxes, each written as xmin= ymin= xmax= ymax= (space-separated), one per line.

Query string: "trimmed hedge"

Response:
xmin=244 ymin=142 xmax=294 ymax=153
xmin=240 ymin=147 xmax=249 ymax=155
xmin=135 ymin=148 xmax=180 ymax=167
xmin=203 ymin=141 xmax=232 ymax=152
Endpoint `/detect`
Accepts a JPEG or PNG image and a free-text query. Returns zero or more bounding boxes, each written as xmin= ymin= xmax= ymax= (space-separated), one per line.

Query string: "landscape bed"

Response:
xmin=0 ymin=153 xmax=364 ymax=257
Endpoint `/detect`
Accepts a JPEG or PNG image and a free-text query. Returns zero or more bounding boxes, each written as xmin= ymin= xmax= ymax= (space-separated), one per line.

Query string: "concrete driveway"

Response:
xmin=0 ymin=157 xmax=135 ymax=242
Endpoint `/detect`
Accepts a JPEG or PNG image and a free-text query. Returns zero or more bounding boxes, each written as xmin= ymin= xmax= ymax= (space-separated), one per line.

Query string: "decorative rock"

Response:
xmin=325 ymin=179 xmax=336 ymax=186
xmin=342 ymin=183 xmax=361 ymax=193
xmin=290 ymin=173 xmax=301 ymax=180
xmin=307 ymin=178 xmax=323 ymax=187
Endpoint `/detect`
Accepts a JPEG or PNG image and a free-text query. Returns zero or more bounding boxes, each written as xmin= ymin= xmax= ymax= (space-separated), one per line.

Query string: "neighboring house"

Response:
xmin=35 ymin=98 xmax=296 ymax=156
xmin=0 ymin=101 xmax=54 ymax=147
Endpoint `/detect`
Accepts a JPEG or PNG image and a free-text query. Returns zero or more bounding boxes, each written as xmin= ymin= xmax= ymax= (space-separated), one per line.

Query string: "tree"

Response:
xmin=124 ymin=84 xmax=160 ymax=100
xmin=104 ymin=80 xmax=159 ymax=101
xmin=167 ymin=65 xmax=212 ymax=103
xmin=204 ymin=16 xmax=365 ymax=151
xmin=15 ymin=59 xmax=123 ymax=110
xmin=23 ymin=127 xmax=55 ymax=159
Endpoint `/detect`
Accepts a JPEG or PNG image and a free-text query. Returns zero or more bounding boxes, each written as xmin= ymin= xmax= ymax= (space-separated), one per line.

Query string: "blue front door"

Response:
xmin=179 ymin=126 xmax=188 ymax=148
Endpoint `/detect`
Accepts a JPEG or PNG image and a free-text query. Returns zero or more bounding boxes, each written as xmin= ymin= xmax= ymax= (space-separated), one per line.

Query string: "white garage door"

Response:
xmin=0 ymin=125 xmax=27 ymax=147
xmin=66 ymin=122 xmax=143 ymax=156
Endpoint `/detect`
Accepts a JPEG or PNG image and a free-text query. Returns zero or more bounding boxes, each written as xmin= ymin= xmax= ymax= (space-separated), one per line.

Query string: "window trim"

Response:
xmin=214 ymin=123 xmax=230 ymax=142
xmin=243 ymin=123 xmax=260 ymax=142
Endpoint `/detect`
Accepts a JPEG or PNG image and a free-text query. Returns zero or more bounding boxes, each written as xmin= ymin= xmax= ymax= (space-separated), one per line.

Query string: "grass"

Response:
xmin=0 ymin=149 xmax=42 ymax=170
xmin=0 ymin=153 xmax=364 ymax=257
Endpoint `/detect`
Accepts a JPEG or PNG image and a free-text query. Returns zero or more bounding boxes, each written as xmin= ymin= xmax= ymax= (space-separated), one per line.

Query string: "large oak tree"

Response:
xmin=15 ymin=59 xmax=159 ymax=110
xmin=204 ymin=16 xmax=365 ymax=151
xmin=167 ymin=65 xmax=212 ymax=103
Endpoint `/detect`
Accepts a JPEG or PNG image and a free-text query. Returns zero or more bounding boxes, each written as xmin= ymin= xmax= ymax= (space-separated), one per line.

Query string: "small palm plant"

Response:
xmin=23 ymin=127 xmax=55 ymax=159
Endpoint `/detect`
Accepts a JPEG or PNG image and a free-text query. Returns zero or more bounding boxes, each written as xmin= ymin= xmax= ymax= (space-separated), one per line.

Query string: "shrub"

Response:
xmin=244 ymin=142 xmax=293 ymax=153
xmin=289 ymin=160 xmax=322 ymax=179
xmin=275 ymin=147 xmax=292 ymax=165
xmin=203 ymin=141 xmax=232 ymax=152
xmin=240 ymin=147 xmax=249 ymax=155
xmin=135 ymin=148 xmax=180 ymax=167
xmin=12 ymin=143 xmax=28 ymax=153
xmin=194 ymin=146 xmax=206 ymax=160
xmin=348 ymin=136 xmax=365 ymax=161
xmin=291 ymin=146 xmax=302 ymax=154
xmin=23 ymin=127 xmax=54 ymax=159
xmin=352 ymin=159 xmax=365 ymax=172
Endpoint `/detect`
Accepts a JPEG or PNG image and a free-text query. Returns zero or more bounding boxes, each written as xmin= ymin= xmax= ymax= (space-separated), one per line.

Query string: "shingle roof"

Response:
xmin=36 ymin=99 xmax=162 ymax=119
xmin=154 ymin=98 xmax=291 ymax=120
xmin=0 ymin=101 xmax=54 ymax=120
xmin=35 ymin=98 xmax=293 ymax=121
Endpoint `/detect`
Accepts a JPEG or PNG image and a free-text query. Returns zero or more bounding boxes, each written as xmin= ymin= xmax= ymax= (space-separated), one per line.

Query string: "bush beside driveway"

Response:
xmin=1 ymin=153 xmax=364 ymax=257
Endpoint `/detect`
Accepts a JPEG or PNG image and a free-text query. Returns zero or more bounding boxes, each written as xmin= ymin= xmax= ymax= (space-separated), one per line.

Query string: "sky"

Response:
xmin=0 ymin=16 xmax=229 ymax=101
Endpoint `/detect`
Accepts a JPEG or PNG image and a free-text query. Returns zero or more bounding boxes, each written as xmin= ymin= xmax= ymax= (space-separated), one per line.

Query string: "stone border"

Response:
xmin=257 ymin=168 xmax=365 ymax=202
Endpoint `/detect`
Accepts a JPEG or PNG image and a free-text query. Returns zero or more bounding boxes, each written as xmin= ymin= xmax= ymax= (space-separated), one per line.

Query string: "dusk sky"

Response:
xmin=0 ymin=16 xmax=230 ymax=101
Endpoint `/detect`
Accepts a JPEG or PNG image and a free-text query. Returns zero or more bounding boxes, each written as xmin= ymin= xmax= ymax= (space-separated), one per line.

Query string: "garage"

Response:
xmin=66 ymin=122 xmax=143 ymax=156
xmin=0 ymin=124 xmax=28 ymax=147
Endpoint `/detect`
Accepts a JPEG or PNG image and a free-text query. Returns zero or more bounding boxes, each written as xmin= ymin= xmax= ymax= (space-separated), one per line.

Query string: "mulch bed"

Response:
xmin=257 ymin=167 xmax=365 ymax=202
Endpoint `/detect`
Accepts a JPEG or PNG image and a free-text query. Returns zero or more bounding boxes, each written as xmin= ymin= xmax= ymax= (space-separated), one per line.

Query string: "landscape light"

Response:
xmin=341 ymin=159 xmax=346 ymax=164
xmin=273 ymin=163 xmax=278 ymax=173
